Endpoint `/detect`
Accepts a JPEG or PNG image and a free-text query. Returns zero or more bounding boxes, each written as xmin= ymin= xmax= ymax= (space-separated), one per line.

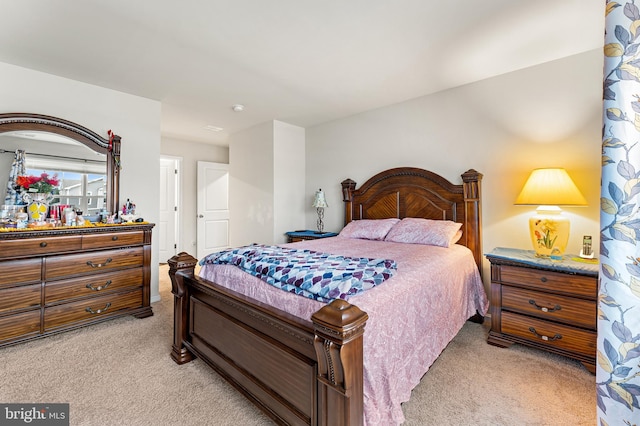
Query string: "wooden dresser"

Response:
xmin=0 ymin=223 xmax=154 ymax=347
xmin=486 ymin=247 xmax=598 ymax=373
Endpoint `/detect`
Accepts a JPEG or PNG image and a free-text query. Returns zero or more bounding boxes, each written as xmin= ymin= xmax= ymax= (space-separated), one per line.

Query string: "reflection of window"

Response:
xmin=27 ymin=165 xmax=106 ymax=215
xmin=24 ymin=152 xmax=106 ymax=215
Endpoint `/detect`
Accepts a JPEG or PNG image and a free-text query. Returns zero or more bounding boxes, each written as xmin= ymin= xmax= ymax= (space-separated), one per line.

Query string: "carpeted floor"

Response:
xmin=0 ymin=265 xmax=594 ymax=425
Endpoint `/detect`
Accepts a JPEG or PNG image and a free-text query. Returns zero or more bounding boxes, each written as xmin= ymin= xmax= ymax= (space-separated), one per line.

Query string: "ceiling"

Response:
xmin=0 ymin=0 xmax=604 ymax=146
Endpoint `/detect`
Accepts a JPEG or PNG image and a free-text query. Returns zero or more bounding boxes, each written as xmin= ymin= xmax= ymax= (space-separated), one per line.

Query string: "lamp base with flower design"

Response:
xmin=528 ymin=206 xmax=570 ymax=259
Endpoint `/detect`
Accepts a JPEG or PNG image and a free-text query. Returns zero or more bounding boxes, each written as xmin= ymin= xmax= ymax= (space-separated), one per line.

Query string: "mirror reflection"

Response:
xmin=0 ymin=131 xmax=107 ymax=220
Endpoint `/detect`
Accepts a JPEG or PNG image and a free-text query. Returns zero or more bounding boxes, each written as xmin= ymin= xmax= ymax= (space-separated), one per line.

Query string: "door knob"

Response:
xmin=198 ymin=214 xmax=204 ymax=218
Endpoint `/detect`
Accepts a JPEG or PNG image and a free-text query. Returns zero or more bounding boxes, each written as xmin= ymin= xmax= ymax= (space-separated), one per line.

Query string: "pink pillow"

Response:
xmin=384 ymin=218 xmax=462 ymax=247
xmin=451 ymin=230 xmax=463 ymax=245
xmin=338 ymin=218 xmax=400 ymax=240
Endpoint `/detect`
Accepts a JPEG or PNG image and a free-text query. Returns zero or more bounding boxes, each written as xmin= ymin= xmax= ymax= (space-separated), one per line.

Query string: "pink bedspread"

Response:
xmin=199 ymin=237 xmax=489 ymax=425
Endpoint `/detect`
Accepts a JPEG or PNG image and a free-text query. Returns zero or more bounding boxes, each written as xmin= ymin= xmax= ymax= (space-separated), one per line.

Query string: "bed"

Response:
xmin=168 ymin=167 xmax=487 ymax=425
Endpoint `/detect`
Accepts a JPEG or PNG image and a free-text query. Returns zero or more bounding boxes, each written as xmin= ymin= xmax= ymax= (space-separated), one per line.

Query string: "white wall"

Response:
xmin=229 ymin=120 xmax=305 ymax=247
xmin=273 ymin=121 xmax=305 ymax=243
xmin=160 ymin=137 xmax=229 ymax=253
xmin=306 ymin=49 xmax=603 ymax=286
xmin=0 ymin=61 xmax=162 ymax=301
xmin=229 ymin=121 xmax=275 ymax=246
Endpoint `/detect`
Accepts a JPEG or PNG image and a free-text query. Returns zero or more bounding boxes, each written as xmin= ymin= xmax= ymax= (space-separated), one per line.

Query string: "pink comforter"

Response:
xmin=199 ymin=237 xmax=489 ymax=425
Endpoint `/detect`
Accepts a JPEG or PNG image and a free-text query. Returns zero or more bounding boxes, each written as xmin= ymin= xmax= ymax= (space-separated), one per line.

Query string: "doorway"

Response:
xmin=159 ymin=156 xmax=181 ymax=263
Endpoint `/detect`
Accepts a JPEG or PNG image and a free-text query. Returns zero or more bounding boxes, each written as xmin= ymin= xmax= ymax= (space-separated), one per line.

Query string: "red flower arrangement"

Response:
xmin=16 ymin=173 xmax=60 ymax=194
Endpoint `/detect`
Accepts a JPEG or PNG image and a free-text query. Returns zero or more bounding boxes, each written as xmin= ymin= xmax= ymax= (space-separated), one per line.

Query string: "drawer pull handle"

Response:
xmin=86 ymin=258 xmax=113 ymax=268
xmin=85 ymin=302 xmax=112 ymax=314
xmin=86 ymin=280 xmax=113 ymax=291
xmin=40 ymin=242 xmax=47 ymax=247
xmin=112 ymin=236 xmax=118 ymax=241
xmin=540 ymin=277 xmax=548 ymax=283
xmin=528 ymin=327 xmax=562 ymax=342
xmin=528 ymin=299 xmax=561 ymax=313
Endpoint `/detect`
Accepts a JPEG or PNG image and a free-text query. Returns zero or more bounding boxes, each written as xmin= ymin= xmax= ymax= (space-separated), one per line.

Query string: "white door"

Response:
xmin=159 ymin=157 xmax=179 ymax=263
xmin=197 ymin=161 xmax=229 ymax=261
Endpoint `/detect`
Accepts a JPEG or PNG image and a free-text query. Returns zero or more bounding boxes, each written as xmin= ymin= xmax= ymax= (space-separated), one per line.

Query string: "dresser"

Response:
xmin=486 ymin=247 xmax=598 ymax=373
xmin=0 ymin=224 xmax=154 ymax=347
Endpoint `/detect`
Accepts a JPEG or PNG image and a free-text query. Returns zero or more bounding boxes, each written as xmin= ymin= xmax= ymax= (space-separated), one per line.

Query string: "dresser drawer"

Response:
xmin=502 ymin=286 xmax=596 ymax=329
xmin=501 ymin=311 xmax=596 ymax=358
xmin=45 ymin=247 xmax=144 ymax=279
xmin=0 ymin=236 xmax=82 ymax=259
xmin=45 ymin=268 xmax=143 ymax=304
xmin=0 ymin=310 xmax=41 ymax=342
xmin=82 ymin=231 xmax=145 ymax=249
xmin=500 ymin=265 xmax=596 ymax=298
xmin=0 ymin=284 xmax=41 ymax=313
xmin=0 ymin=258 xmax=41 ymax=288
xmin=44 ymin=289 xmax=143 ymax=331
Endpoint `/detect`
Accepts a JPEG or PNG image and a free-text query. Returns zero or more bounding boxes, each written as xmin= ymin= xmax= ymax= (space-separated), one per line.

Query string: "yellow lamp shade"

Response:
xmin=515 ymin=168 xmax=587 ymax=206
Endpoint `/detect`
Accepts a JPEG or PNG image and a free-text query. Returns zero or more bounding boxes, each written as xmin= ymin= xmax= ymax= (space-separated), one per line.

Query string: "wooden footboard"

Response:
xmin=168 ymin=252 xmax=368 ymax=426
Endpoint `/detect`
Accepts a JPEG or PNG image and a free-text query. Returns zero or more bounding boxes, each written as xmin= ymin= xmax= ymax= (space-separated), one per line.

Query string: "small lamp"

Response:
xmin=312 ymin=188 xmax=328 ymax=233
xmin=515 ymin=168 xmax=587 ymax=259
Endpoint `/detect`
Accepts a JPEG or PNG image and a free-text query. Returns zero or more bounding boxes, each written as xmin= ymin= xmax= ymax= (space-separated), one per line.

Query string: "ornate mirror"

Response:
xmin=0 ymin=113 xmax=120 ymax=215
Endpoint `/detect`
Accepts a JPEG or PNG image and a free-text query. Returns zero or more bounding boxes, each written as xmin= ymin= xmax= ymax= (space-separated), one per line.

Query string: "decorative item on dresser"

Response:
xmin=486 ymin=247 xmax=597 ymax=373
xmin=285 ymin=229 xmax=338 ymax=243
xmin=0 ymin=224 xmax=154 ymax=347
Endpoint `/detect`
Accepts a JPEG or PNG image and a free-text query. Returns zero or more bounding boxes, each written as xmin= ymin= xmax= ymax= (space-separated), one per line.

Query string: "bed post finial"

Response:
xmin=461 ymin=169 xmax=483 ymax=277
xmin=168 ymin=252 xmax=198 ymax=365
xmin=312 ymin=299 xmax=367 ymax=426
xmin=341 ymin=178 xmax=356 ymax=225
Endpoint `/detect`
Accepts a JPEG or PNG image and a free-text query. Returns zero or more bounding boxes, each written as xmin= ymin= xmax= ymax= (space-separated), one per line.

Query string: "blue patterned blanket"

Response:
xmin=200 ymin=244 xmax=397 ymax=302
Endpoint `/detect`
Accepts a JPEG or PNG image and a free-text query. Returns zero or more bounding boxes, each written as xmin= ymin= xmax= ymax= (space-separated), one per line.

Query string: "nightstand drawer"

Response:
xmin=501 ymin=311 xmax=596 ymax=358
xmin=500 ymin=265 xmax=596 ymax=298
xmin=502 ymin=286 xmax=596 ymax=329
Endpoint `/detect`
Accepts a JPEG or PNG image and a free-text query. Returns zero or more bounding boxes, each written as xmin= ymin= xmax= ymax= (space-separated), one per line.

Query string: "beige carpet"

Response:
xmin=0 ymin=265 xmax=594 ymax=425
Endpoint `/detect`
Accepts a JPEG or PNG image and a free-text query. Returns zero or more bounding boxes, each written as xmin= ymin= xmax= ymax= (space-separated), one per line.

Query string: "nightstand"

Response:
xmin=285 ymin=230 xmax=338 ymax=243
xmin=486 ymin=247 xmax=598 ymax=373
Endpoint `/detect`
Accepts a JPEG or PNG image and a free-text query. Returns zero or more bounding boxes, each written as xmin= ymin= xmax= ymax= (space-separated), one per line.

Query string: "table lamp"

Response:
xmin=515 ymin=168 xmax=587 ymax=258
xmin=312 ymin=188 xmax=328 ymax=233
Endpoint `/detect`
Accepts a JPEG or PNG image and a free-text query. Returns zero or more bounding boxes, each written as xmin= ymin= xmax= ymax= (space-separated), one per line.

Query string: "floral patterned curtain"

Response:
xmin=599 ymin=2 xmax=640 ymax=423
xmin=4 ymin=149 xmax=25 ymax=205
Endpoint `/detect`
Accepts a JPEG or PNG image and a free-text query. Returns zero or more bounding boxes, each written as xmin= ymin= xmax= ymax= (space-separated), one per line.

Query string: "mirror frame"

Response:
xmin=0 ymin=113 xmax=120 ymax=214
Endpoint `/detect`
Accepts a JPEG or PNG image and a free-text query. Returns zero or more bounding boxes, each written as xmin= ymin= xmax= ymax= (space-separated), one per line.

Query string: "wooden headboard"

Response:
xmin=341 ymin=167 xmax=483 ymax=274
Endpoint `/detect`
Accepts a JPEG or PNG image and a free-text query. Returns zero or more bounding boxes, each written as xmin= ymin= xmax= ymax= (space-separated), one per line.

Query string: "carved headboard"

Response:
xmin=341 ymin=167 xmax=483 ymax=274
